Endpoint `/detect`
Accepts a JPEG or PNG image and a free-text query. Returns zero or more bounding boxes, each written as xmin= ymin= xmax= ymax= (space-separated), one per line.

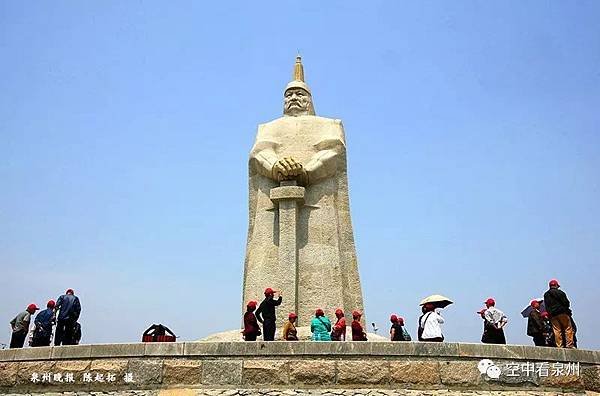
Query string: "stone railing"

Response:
xmin=0 ymin=342 xmax=598 ymax=394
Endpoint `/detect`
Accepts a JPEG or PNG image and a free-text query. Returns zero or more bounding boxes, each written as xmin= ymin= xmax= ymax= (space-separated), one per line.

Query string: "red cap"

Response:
xmin=315 ymin=308 xmax=324 ymax=317
xmin=288 ymin=312 xmax=297 ymax=319
xmin=549 ymin=279 xmax=560 ymax=288
xmin=47 ymin=300 xmax=56 ymax=308
xmin=424 ymin=303 xmax=435 ymax=311
xmin=484 ymin=298 xmax=495 ymax=307
xmin=66 ymin=288 xmax=74 ymax=294
xmin=335 ymin=308 xmax=344 ymax=317
xmin=247 ymin=300 xmax=257 ymax=309
xmin=352 ymin=310 xmax=362 ymax=318
xmin=390 ymin=314 xmax=398 ymax=323
xmin=27 ymin=304 xmax=39 ymax=312
xmin=541 ymin=311 xmax=550 ymax=318
xmin=530 ymin=300 xmax=540 ymax=308
xmin=264 ymin=287 xmax=274 ymax=296
xmin=398 ymin=317 xmax=405 ymax=325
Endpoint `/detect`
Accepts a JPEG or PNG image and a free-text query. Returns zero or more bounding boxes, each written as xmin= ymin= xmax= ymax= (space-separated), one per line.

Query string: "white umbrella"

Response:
xmin=420 ymin=294 xmax=454 ymax=309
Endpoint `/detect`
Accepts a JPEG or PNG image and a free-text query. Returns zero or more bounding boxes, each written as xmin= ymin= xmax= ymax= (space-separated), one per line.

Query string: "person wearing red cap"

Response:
xmin=282 ymin=312 xmax=299 ymax=341
xmin=243 ymin=301 xmax=261 ymax=341
xmin=527 ymin=300 xmax=545 ymax=346
xmin=543 ymin=279 xmax=574 ymax=348
xmin=31 ymin=300 xmax=57 ymax=347
xmin=9 ymin=303 xmax=39 ymax=348
xmin=330 ymin=309 xmax=346 ymax=341
xmin=54 ymin=288 xmax=82 ymax=346
xmin=310 ymin=309 xmax=331 ymax=341
xmin=255 ymin=288 xmax=282 ymax=341
xmin=480 ymin=298 xmax=507 ymax=344
xmin=390 ymin=315 xmax=402 ymax=341
xmin=351 ymin=310 xmax=367 ymax=341
xmin=398 ymin=317 xmax=411 ymax=340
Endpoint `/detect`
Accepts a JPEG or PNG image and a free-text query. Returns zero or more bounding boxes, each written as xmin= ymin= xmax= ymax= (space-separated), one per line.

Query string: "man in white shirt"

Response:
xmin=418 ymin=303 xmax=445 ymax=342
xmin=482 ymin=298 xmax=508 ymax=344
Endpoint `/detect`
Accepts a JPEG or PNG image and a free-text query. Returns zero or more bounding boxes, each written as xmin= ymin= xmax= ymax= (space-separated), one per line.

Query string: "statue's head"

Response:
xmin=284 ymin=87 xmax=314 ymax=116
xmin=283 ymin=55 xmax=315 ymax=117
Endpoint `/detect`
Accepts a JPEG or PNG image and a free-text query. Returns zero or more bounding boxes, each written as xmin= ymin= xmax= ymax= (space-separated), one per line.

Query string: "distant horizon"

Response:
xmin=1 ymin=2 xmax=599 ymax=350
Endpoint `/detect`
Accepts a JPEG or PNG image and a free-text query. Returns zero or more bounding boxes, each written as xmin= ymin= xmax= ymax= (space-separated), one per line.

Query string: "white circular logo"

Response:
xmin=478 ymin=359 xmax=494 ymax=374
xmin=478 ymin=359 xmax=501 ymax=380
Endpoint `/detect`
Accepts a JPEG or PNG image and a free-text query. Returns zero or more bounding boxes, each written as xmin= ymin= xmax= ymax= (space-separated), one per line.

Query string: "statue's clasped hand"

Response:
xmin=272 ymin=157 xmax=308 ymax=185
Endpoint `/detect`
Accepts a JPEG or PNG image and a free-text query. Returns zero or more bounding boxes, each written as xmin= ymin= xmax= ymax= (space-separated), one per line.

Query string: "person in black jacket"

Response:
xmin=527 ymin=300 xmax=545 ymax=346
xmin=255 ymin=287 xmax=282 ymax=341
xmin=54 ymin=288 xmax=82 ymax=346
xmin=543 ymin=279 xmax=574 ymax=348
xmin=32 ymin=300 xmax=56 ymax=347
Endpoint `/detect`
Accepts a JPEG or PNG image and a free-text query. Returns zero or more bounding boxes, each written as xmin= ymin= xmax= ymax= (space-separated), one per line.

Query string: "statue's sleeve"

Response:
xmin=304 ymin=120 xmax=346 ymax=184
xmin=249 ymin=139 xmax=279 ymax=180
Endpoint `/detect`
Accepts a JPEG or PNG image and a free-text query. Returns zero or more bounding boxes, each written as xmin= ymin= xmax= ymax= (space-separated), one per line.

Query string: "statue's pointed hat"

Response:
xmin=284 ymin=55 xmax=315 ymax=115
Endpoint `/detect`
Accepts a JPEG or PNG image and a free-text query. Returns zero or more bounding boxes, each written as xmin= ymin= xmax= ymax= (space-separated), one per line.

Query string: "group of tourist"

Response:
xmin=243 ymin=288 xmax=372 ymax=342
xmin=243 ymin=279 xmax=577 ymax=349
xmin=8 ymin=289 xmax=82 ymax=348
xmin=472 ymin=279 xmax=577 ymax=348
xmin=7 ymin=280 xmax=576 ymax=349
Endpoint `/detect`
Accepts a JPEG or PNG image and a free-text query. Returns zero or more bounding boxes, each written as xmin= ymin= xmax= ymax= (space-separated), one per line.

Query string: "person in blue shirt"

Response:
xmin=311 ymin=308 xmax=332 ymax=341
xmin=54 ymin=288 xmax=81 ymax=346
xmin=32 ymin=300 xmax=56 ymax=347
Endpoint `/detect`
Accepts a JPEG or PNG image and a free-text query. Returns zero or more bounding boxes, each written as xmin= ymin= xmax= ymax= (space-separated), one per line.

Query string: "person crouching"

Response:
xmin=311 ymin=309 xmax=332 ymax=341
xmin=283 ymin=312 xmax=299 ymax=341
xmin=351 ymin=310 xmax=368 ymax=341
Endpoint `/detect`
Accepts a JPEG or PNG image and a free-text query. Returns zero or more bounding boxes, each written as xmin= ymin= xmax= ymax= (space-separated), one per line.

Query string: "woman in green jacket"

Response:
xmin=311 ymin=308 xmax=332 ymax=341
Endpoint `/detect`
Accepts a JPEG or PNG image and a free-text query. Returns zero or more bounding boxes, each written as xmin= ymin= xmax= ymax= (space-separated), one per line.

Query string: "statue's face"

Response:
xmin=284 ymin=88 xmax=312 ymax=116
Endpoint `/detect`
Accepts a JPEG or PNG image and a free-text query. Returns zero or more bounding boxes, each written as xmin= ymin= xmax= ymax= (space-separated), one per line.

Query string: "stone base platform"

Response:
xmin=0 ymin=342 xmax=598 ymax=395
xmin=1 ymin=389 xmax=598 ymax=396
xmin=200 ymin=327 xmax=387 ymax=342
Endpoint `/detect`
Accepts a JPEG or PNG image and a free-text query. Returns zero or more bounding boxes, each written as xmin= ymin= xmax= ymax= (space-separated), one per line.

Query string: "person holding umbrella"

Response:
xmin=526 ymin=300 xmax=545 ymax=346
xmin=418 ymin=295 xmax=452 ymax=342
xmin=418 ymin=303 xmax=445 ymax=342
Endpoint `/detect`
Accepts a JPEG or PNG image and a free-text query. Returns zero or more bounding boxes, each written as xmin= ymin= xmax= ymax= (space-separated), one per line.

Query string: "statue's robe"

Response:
xmin=243 ymin=115 xmax=364 ymax=326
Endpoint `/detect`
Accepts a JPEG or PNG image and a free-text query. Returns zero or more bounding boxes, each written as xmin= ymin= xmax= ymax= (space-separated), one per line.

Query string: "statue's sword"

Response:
xmin=270 ymin=179 xmax=305 ymax=325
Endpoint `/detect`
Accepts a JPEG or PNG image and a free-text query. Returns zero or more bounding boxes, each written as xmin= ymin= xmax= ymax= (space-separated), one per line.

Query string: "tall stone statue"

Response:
xmin=243 ymin=56 xmax=365 ymax=327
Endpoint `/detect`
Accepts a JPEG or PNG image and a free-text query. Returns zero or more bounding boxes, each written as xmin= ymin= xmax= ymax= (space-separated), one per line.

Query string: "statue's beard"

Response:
xmin=284 ymin=101 xmax=311 ymax=116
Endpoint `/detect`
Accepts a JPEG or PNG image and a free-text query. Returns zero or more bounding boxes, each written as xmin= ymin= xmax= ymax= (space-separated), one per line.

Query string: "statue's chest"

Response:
xmin=261 ymin=119 xmax=334 ymax=161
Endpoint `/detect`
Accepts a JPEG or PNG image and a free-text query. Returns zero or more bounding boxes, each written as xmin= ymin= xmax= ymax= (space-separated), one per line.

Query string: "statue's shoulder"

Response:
xmin=259 ymin=116 xmax=343 ymax=128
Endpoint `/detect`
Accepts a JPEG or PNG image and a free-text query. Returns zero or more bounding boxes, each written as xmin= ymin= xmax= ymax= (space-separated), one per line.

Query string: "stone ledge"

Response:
xmin=2 ymin=341 xmax=598 ymax=364
xmin=0 ymin=356 xmax=598 ymax=393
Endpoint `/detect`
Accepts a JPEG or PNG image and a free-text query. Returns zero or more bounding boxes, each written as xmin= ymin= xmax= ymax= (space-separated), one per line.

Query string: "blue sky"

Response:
xmin=1 ymin=2 xmax=599 ymax=349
